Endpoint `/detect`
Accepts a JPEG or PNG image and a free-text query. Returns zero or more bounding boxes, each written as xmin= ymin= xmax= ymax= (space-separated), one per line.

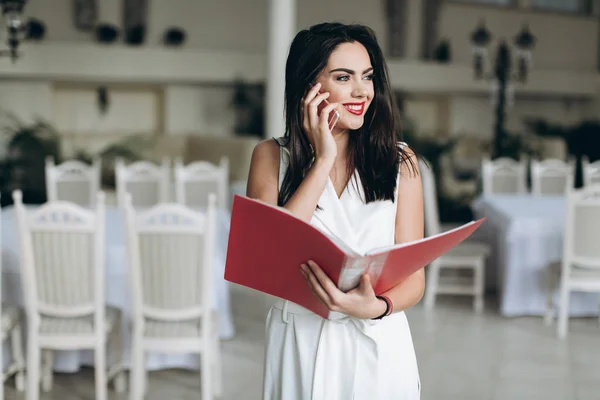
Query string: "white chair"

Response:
xmin=582 ymin=156 xmax=600 ymax=186
xmin=13 ymin=190 xmax=125 ymax=400
xmin=545 ymin=185 xmax=600 ymax=339
xmin=124 ymin=193 xmax=222 ymax=400
xmin=174 ymin=156 xmax=229 ymax=210
xmin=531 ymin=158 xmax=575 ymax=195
xmin=481 ymin=156 xmax=527 ymax=195
xmin=421 ymin=158 xmax=490 ymax=313
xmin=45 ymin=157 xmax=101 ymax=207
xmin=115 ymin=158 xmax=170 ymax=208
xmin=0 ymin=198 xmax=26 ymax=399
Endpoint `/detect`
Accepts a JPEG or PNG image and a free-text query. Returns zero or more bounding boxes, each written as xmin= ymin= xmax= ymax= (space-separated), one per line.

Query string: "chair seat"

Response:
xmin=1 ymin=305 xmax=21 ymax=334
xmin=39 ymin=307 xmax=119 ymax=336
xmin=144 ymin=312 xmax=219 ymax=339
xmin=439 ymin=241 xmax=490 ymax=261
xmin=549 ymin=261 xmax=600 ymax=281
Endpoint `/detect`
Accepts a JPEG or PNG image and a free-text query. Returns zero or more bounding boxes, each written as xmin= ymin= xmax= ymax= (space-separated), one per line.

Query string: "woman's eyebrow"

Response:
xmin=328 ymin=67 xmax=374 ymax=74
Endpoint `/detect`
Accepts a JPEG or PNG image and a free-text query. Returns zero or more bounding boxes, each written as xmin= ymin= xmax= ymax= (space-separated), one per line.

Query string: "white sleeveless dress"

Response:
xmin=262 ymin=137 xmax=421 ymax=400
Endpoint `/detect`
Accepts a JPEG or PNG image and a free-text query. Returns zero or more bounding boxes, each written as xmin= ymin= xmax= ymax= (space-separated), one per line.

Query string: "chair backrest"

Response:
xmin=531 ymin=158 xmax=575 ymax=195
xmin=562 ymin=185 xmax=600 ymax=270
xmin=481 ymin=156 xmax=527 ymax=195
xmin=582 ymin=156 xmax=600 ymax=186
xmin=45 ymin=157 xmax=101 ymax=207
xmin=174 ymin=156 xmax=229 ymax=209
xmin=116 ymin=158 xmax=170 ymax=208
xmin=12 ymin=190 xmax=105 ymax=327
xmin=124 ymin=193 xmax=217 ymax=335
xmin=419 ymin=158 xmax=441 ymax=237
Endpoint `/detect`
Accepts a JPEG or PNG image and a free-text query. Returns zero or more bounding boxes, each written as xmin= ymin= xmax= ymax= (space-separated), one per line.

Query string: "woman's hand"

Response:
xmin=300 ymin=260 xmax=387 ymax=320
xmin=302 ymin=82 xmax=338 ymax=163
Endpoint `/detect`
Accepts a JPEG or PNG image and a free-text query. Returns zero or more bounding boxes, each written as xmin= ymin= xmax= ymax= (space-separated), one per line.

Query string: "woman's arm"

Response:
xmin=246 ymin=83 xmax=338 ymax=221
xmin=246 ymin=139 xmax=334 ymax=222
xmin=382 ymin=147 xmax=426 ymax=312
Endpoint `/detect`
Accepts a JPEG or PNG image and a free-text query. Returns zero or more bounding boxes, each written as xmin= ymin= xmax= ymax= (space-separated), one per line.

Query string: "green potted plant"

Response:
xmin=0 ymin=112 xmax=62 ymax=206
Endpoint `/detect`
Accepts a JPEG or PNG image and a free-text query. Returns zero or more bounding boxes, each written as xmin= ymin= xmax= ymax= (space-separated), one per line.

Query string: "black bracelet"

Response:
xmin=371 ymin=295 xmax=391 ymax=320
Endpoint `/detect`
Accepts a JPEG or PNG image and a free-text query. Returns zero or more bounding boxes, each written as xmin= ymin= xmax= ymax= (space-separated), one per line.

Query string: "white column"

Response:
xmin=265 ymin=0 xmax=296 ymax=139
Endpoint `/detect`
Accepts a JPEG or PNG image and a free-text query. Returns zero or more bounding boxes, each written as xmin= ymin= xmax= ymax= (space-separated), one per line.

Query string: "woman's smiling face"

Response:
xmin=315 ymin=41 xmax=375 ymax=133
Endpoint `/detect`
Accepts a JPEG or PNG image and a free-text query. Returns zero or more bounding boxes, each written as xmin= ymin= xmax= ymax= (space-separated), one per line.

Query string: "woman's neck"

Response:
xmin=332 ymin=129 xmax=349 ymax=162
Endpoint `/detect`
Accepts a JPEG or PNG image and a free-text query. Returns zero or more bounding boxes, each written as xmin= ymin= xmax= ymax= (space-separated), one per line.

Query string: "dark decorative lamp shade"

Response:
xmin=125 ymin=24 xmax=145 ymax=45
xmin=514 ymin=23 xmax=536 ymax=82
xmin=470 ymin=21 xmax=491 ymax=80
xmin=95 ymin=23 xmax=119 ymax=44
xmin=163 ymin=27 xmax=186 ymax=47
xmin=25 ymin=17 xmax=45 ymax=40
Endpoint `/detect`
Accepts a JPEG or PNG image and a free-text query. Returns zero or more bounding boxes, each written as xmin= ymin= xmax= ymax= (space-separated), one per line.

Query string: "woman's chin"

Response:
xmin=336 ymin=117 xmax=365 ymax=132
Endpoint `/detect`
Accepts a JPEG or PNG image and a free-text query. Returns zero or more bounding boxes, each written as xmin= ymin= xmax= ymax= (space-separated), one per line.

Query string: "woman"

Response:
xmin=246 ymin=22 xmax=424 ymax=400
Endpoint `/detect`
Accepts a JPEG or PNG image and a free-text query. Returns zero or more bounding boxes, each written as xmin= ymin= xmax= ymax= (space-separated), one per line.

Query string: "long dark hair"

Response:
xmin=278 ymin=22 xmax=416 ymax=207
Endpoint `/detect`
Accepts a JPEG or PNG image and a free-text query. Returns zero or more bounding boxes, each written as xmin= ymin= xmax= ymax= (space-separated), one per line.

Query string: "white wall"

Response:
xmin=164 ymin=85 xmax=236 ymax=135
xmin=53 ymin=86 xmax=160 ymax=134
xmin=0 ymin=81 xmax=53 ymax=122
xmin=439 ymin=3 xmax=598 ymax=71
xmin=23 ymin=0 xmax=598 ymax=71
xmin=6 ymin=0 xmax=598 ymax=144
xmin=24 ymin=0 xmax=387 ymax=52
xmin=448 ymin=95 xmax=588 ymax=137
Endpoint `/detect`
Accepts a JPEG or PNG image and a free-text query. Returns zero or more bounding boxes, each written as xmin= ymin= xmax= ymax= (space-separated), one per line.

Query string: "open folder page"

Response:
xmin=224 ymin=195 xmax=485 ymax=319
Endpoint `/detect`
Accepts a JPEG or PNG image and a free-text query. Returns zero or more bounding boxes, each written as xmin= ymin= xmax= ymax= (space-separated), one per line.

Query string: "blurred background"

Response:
xmin=0 ymin=0 xmax=599 ymax=399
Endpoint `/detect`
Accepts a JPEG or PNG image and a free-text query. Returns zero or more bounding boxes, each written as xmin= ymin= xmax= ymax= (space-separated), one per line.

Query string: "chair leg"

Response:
xmin=10 ymin=324 xmax=25 ymax=392
xmin=109 ymin=315 xmax=126 ymax=393
xmin=544 ymin=265 xmax=558 ymax=326
xmin=213 ymin=337 xmax=223 ymax=397
xmin=41 ymin=350 xmax=53 ymax=392
xmin=94 ymin=343 xmax=107 ymax=400
xmin=130 ymin=334 xmax=145 ymax=400
xmin=598 ymin=296 xmax=600 ymax=328
xmin=473 ymin=259 xmax=485 ymax=314
xmin=0 ymin=335 xmax=4 ymax=400
xmin=424 ymin=261 xmax=440 ymax=311
xmin=557 ymin=282 xmax=570 ymax=339
xmin=201 ymin=346 xmax=213 ymax=400
xmin=26 ymin=334 xmax=40 ymax=400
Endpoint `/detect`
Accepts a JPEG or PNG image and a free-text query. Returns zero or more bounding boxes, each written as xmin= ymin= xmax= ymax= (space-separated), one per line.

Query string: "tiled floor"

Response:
xmin=4 ymin=286 xmax=600 ymax=399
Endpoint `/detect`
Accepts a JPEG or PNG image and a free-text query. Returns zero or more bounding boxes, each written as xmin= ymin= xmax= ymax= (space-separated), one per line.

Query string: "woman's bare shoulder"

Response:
xmin=247 ymin=138 xmax=282 ymax=201
xmin=251 ymin=138 xmax=281 ymax=170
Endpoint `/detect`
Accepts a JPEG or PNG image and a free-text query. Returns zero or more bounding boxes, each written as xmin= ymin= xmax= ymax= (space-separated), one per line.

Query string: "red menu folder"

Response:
xmin=224 ymin=195 xmax=485 ymax=319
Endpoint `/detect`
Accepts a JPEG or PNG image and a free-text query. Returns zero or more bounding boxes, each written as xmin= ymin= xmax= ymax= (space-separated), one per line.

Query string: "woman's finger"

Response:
xmin=318 ymin=103 xmax=339 ymax=131
xmin=302 ymin=87 xmax=325 ymax=133
xmin=307 ymin=92 xmax=330 ymax=130
xmin=303 ymin=82 xmax=322 ymax=107
xmin=301 ymin=263 xmax=333 ymax=307
xmin=306 ymin=260 xmax=341 ymax=302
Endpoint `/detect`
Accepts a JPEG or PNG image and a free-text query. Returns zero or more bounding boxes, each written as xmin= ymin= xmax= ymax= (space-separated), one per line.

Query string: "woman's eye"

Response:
xmin=364 ymin=74 xmax=374 ymax=80
xmin=336 ymin=75 xmax=350 ymax=82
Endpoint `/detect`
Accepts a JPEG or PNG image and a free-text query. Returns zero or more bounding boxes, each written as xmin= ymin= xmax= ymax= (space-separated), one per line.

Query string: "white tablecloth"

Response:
xmin=1 ymin=205 xmax=235 ymax=372
xmin=472 ymin=195 xmax=599 ymax=317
